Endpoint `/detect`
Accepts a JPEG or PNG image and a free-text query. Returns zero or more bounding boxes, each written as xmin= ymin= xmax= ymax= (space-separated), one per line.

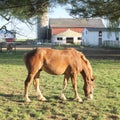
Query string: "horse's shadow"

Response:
xmin=0 ymin=93 xmax=24 ymax=103
xmin=0 ymin=93 xmax=82 ymax=103
xmin=0 ymin=93 xmax=60 ymax=103
xmin=46 ymin=95 xmax=75 ymax=103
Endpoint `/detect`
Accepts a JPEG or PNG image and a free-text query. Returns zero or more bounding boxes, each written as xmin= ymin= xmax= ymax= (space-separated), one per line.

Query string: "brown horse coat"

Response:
xmin=24 ymin=48 xmax=94 ymax=102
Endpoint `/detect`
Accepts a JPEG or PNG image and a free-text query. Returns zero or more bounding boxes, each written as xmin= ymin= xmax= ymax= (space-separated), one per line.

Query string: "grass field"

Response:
xmin=0 ymin=50 xmax=120 ymax=120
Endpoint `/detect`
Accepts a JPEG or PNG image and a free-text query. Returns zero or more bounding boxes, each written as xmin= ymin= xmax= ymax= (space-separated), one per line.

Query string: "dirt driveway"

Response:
xmin=1 ymin=44 xmax=120 ymax=59
xmin=80 ymin=47 xmax=120 ymax=59
xmin=14 ymin=45 xmax=120 ymax=59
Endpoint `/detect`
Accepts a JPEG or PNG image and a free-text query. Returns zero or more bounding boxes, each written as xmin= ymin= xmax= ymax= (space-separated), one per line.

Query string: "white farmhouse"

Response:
xmin=49 ymin=18 xmax=105 ymax=45
xmin=82 ymin=28 xmax=120 ymax=47
xmin=52 ymin=29 xmax=82 ymax=45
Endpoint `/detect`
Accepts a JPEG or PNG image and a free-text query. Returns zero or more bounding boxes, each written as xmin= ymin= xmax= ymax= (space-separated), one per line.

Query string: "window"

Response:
xmin=99 ymin=31 xmax=102 ymax=37
xmin=116 ymin=37 xmax=119 ymax=41
xmin=78 ymin=37 xmax=82 ymax=40
xmin=57 ymin=37 xmax=63 ymax=41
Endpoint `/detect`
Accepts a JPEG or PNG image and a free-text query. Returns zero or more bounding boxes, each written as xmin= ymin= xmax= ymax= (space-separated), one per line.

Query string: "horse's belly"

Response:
xmin=42 ymin=65 xmax=67 ymax=75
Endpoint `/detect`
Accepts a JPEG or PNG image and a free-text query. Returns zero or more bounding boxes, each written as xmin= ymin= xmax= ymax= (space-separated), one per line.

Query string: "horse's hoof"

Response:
xmin=25 ymin=98 xmax=31 ymax=102
xmin=78 ymin=99 xmax=83 ymax=103
xmin=60 ymin=94 xmax=67 ymax=101
xmin=38 ymin=96 xmax=47 ymax=102
xmin=74 ymin=98 xmax=83 ymax=103
xmin=60 ymin=97 xmax=67 ymax=101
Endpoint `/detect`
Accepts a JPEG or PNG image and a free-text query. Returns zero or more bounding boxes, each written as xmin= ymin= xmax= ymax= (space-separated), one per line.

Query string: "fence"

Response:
xmin=103 ymin=40 xmax=120 ymax=48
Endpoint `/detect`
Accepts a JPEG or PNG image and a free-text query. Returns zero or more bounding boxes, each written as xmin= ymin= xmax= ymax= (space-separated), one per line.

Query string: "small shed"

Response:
xmin=0 ymin=29 xmax=16 ymax=43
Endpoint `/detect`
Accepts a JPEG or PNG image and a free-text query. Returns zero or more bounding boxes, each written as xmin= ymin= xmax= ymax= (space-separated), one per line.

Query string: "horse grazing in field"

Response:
xmin=7 ymin=43 xmax=13 ymax=53
xmin=24 ymin=48 xmax=95 ymax=102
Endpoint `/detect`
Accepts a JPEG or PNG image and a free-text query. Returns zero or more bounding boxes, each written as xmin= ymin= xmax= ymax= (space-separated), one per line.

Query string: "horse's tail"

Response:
xmin=23 ymin=48 xmax=42 ymax=70
xmin=23 ymin=48 xmax=37 ymax=64
xmin=23 ymin=53 xmax=26 ymax=62
xmin=23 ymin=51 xmax=33 ymax=71
xmin=23 ymin=52 xmax=28 ymax=68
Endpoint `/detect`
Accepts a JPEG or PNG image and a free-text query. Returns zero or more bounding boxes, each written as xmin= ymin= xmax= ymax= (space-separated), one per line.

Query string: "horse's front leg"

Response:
xmin=33 ymin=72 xmax=47 ymax=101
xmin=60 ymin=75 xmax=69 ymax=101
xmin=71 ymin=73 xmax=83 ymax=102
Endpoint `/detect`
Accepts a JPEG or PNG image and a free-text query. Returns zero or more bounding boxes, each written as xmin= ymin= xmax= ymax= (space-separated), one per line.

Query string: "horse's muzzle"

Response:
xmin=87 ymin=93 xmax=93 ymax=100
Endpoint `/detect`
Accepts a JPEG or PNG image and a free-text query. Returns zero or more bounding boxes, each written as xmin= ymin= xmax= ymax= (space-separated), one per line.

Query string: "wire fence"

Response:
xmin=103 ymin=40 xmax=120 ymax=48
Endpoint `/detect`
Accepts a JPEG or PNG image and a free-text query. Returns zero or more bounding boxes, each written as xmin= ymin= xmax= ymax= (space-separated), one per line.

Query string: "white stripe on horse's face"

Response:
xmin=88 ymin=82 xmax=94 ymax=99
xmin=88 ymin=92 xmax=93 ymax=99
xmin=83 ymin=80 xmax=94 ymax=99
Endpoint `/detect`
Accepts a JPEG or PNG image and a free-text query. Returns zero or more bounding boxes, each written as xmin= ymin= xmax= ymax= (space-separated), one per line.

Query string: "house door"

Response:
xmin=66 ymin=37 xmax=73 ymax=43
xmin=98 ymin=31 xmax=102 ymax=46
xmin=99 ymin=38 xmax=102 ymax=46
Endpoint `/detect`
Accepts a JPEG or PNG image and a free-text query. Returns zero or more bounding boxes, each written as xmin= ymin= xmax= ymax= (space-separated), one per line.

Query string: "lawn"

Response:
xmin=0 ymin=50 xmax=120 ymax=120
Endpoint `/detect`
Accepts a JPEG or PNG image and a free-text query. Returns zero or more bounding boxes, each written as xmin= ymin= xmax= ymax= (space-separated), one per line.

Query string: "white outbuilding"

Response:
xmin=82 ymin=28 xmax=120 ymax=47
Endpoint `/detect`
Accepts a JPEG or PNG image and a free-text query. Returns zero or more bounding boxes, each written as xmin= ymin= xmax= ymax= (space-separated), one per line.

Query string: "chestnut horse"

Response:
xmin=24 ymin=48 xmax=95 ymax=102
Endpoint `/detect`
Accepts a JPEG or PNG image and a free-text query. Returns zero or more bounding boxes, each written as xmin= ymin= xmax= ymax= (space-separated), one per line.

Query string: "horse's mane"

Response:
xmin=65 ymin=48 xmax=93 ymax=79
xmin=79 ymin=52 xmax=93 ymax=79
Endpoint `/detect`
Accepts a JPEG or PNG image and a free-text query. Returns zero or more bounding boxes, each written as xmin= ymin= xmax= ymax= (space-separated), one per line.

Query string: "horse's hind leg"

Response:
xmin=33 ymin=71 xmax=47 ymax=101
xmin=60 ymin=75 xmax=69 ymax=100
xmin=71 ymin=73 xmax=83 ymax=102
xmin=24 ymin=73 xmax=35 ymax=102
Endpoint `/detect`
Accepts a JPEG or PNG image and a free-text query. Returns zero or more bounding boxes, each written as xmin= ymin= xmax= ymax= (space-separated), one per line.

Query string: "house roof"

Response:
xmin=86 ymin=27 xmax=120 ymax=31
xmin=49 ymin=18 xmax=105 ymax=28
xmin=56 ymin=29 xmax=82 ymax=37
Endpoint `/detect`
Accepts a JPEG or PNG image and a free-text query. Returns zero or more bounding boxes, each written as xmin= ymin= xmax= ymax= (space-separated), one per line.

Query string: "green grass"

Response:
xmin=0 ymin=51 xmax=120 ymax=120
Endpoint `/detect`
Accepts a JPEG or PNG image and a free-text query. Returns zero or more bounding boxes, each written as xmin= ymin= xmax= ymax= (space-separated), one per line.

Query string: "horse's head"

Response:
xmin=80 ymin=53 xmax=95 ymax=100
xmin=83 ymin=76 xmax=95 ymax=99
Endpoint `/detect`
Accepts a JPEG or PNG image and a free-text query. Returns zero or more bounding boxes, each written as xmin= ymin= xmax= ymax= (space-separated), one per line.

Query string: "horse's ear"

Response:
xmin=92 ymin=76 xmax=96 ymax=81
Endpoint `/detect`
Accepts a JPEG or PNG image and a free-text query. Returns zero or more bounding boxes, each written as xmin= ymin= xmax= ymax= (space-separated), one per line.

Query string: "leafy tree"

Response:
xmin=67 ymin=0 xmax=120 ymax=20
xmin=65 ymin=0 xmax=120 ymax=27
xmin=0 ymin=0 xmax=119 ymax=26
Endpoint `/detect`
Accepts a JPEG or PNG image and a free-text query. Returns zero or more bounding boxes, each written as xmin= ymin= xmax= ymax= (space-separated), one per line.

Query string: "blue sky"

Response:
xmin=49 ymin=5 xmax=72 ymax=18
xmin=0 ymin=5 xmax=71 ymax=39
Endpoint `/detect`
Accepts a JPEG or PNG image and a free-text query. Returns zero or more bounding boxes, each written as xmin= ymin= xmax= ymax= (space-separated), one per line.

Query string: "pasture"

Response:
xmin=0 ymin=50 xmax=120 ymax=120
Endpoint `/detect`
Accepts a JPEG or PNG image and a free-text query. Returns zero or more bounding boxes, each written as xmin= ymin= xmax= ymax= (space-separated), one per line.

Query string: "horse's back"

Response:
xmin=24 ymin=48 xmax=83 ymax=75
xmin=42 ymin=48 xmax=82 ymax=74
xmin=24 ymin=47 xmax=81 ymax=65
